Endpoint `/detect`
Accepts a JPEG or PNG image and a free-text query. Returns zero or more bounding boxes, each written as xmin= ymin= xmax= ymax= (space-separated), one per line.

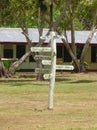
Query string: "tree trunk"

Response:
xmin=80 ymin=28 xmax=96 ymax=72
xmin=36 ymin=5 xmax=46 ymax=81
xmin=70 ymin=7 xmax=78 ymax=72
xmin=80 ymin=9 xmax=97 ymax=72
xmin=70 ymin=13 xmax=76 ymax=55
xmin=8 ymin=51 xmax=31 ymax=76
xmin=62 ymin=38 xmax=80 ymax=72
xmin=0 ymin=61 xmax=7 ymax=77
xmin=36 ymin=59 xmax=44 ymax=80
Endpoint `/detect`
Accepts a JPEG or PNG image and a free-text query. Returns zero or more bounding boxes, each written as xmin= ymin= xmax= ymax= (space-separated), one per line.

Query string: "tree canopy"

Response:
xmin=0 ymin=0 xmax=97 ymax=76
xmin=0 ymin=0 xmax=97 ymax=30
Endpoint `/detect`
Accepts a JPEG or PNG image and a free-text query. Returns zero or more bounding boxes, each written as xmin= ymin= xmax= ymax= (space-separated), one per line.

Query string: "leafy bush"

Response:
xmin=3 ymin=61 xmax=12 ymax=69
xmin=71 ymin=59 xmax=89 ymax=69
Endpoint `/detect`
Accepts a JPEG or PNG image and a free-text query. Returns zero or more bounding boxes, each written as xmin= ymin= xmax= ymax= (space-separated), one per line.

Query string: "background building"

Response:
xmin=0 ymin=28 xmax=97 ymax=71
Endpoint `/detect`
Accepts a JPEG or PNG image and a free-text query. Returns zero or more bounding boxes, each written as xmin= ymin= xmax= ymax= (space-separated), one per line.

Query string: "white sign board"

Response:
xmin=34 ymin=55 xmax=51 ymax=60
xmin=43 ymin=74 xmax=52 ymax=80
xmin=42 ymin=60 xmax=51 ymax=65
xmin=31 ymin=47 xmax=51 ymax=52
xmin=56 ymin=65 xmax=74 ymax=70
xmin=35 ymin=68 xmax=50 ymax=73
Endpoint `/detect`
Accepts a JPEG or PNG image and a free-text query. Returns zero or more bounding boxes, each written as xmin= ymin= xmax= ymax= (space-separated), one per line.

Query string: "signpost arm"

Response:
xmin=48 ymin=31 xmax=56 ymax=109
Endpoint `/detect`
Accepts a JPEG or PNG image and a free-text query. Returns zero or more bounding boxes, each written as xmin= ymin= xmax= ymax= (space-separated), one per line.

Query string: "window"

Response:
xmin=16 ymin=45 xmax=25 ymax=59
xmin=91 ymin=46 xmax=97 ymax=62
xmin=4 ymin=49 xmax=13 ymax=58
xmin=63 ymin=46 xmax=72 ymax=62
xmin=76 ymin=46 xmax=83 ymax=59
xmin=3 ymin=45 xmax=13 ymax=58
xmin=57 ymin=46 xmax=63 ymax=58
xmin=29 ymin=55 xmax=35 ymax=62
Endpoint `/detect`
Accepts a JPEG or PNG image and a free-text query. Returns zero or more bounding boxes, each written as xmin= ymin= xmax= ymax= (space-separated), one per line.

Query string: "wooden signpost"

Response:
xmin=48 ymin=31 xmax=56 ymax=109
xmin=31 ymin=47 xmax=51 ymax=52
xmin=34 ymin=55 xmax=51 ymax=60
xmin=31 ymin=31 xmax=74 ymax=110
xmin=31 ymin=31 xmax=56 ymax=110
xmin=42 ymin=60 xmax=51 ymax=65
xmin=43 ymin=74 xmax=52 ymax=80
xmin=56 ymin=65 xmax=74 ymax=70
xmin=35 ymin=68 xmax=50 ymax=73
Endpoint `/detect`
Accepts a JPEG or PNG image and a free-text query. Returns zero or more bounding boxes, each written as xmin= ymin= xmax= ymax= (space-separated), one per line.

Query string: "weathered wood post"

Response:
xmin=48 ymin=31 xmax=56 ymax=109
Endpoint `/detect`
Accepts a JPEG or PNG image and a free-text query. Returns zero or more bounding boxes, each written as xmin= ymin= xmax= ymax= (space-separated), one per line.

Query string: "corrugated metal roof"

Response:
xmin=66 ymin=31 xmax=97 ymax=44
xmin=0 ymin=28 xmax=97 ymax=44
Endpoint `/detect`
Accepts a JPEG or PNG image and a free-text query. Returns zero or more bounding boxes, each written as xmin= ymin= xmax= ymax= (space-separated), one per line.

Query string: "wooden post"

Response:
xmin=48 ymin=31 xmax=56 ymax=109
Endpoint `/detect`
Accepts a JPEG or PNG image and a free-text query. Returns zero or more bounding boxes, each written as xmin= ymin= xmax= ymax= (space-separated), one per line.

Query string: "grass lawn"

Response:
xmin=0 ymin=72 xmax=97 ymax=130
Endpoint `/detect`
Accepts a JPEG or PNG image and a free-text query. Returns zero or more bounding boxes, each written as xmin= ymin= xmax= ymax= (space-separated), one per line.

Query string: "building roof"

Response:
xmin=0 ymin=28 xmax=97 ymax=45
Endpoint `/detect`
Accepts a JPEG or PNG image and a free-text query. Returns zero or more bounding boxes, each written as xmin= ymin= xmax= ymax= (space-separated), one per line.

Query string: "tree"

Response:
xmin=77 ymin=0 xmax=97 ymax=30
xmin=1 ymin=0 xmax=97 ymax=77
xmin=0 ymin=0 xmax=36 ymax=77
xmin=7 ymin=0 xmax=51 ymax=79
xmin=76 ymin=0 xmax=97 ymax=71
xmin=54 ymin=0 xmax=97 ymax=72
xmin=80 ymin=9 xmax=97 ymax=71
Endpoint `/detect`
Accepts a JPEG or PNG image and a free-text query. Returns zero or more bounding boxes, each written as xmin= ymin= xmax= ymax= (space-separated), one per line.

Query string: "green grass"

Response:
xmin=0 ymin=72 xmax=97 ymax=130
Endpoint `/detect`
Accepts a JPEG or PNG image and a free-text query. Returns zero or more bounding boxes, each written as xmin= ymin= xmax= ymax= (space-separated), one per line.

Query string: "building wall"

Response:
xmin=0 ymin=44 xmax=36 ymax=70
xmin=14 ymin=45 xmax=36 ymax=70
xmin=86 ymin=46 xmax=97 ymax=71
xmin=76 ymin=46 xmax=97 ymax=71
xmin=84 ymin=46 xmax=91 ymax=70
xmin=1 ymin=44 xmax=97 ymax=71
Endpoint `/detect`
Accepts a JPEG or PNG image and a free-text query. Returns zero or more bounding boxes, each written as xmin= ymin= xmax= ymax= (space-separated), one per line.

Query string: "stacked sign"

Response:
xmin=30 ymin=47 xmax=52 ymax=78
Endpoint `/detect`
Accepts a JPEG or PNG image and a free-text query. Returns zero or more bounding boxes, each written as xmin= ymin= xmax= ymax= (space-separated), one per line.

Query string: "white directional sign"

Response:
xmin=34 ymin=55 xmax=51 ymax=60
xmin=42 ymin=60 xmax=51 ymax=65
xmin=31 ymin=47 xmax=51 ymax=52
xmin=43 ymin=74 xmax=52 ymax=80
xmin=35 ymin=68 xmax=50 ymax=73
xmin=56 ymin=65 xmax=74 ymax=70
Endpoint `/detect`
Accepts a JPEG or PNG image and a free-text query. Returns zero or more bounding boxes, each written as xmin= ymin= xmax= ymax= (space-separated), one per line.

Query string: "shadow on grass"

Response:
xmin=1 ymin=77 xmax=97 ymax=85
xmin=0 ymin=79 xmax=49 ymax=87
xmin=55 ymin=78 xmax=97 ymax=84
xmin=0 ymin=80 xmax=33 ymax=85
xmin=56 ymin=78 xmax=71 ymax=82
xmin=70 ymin=79 xmax=97 ymax=84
